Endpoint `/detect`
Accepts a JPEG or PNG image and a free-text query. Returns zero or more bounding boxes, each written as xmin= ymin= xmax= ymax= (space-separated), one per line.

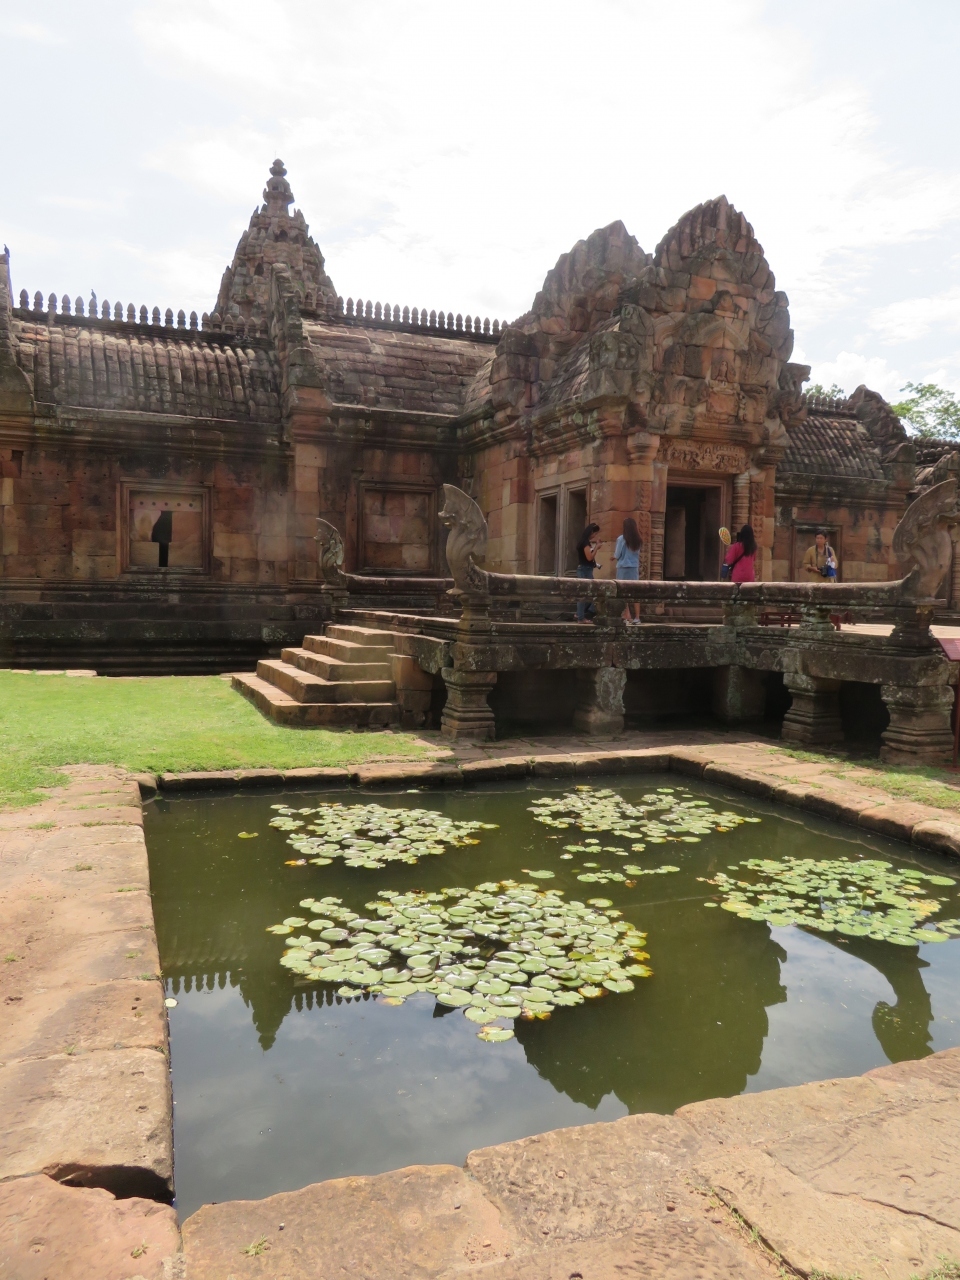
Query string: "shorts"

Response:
xmin=616 ymin=566 xmax=640 ymax=581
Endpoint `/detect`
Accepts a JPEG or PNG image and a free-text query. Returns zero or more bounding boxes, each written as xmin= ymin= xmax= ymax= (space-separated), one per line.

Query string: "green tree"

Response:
xmin=805 ymin=382 xmax=846 ymax=399
xmin=890 ymin=382 xmax=960 ymax=439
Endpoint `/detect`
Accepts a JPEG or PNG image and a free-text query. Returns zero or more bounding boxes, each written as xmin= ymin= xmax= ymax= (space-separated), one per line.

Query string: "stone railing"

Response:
xmin=13 ymin=286 xmax=508 ymax=345
xmin=315 ymin=296 xmax=506 ymax=343
xmin=13 ymin=291 xmax=269 ymax=340
xmin=804 ymin=393 xmax=853 ymax=414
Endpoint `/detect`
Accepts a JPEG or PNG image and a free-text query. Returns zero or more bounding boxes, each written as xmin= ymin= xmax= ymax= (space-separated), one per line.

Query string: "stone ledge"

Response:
xmin=0 ymin=1174 xmax=181 ymax=1280
xmin=0 ymin=1047 xmax=173 ymax=1197
xmin=143 ymin=750 xmax=960 ymax=863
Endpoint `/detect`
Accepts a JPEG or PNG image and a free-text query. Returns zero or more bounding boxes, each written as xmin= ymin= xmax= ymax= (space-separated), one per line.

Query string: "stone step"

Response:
xmin=280 ymin=646 xmax=392 ymax=682
xmin=256 ymin=659 xmax=395 ymax=704
xmin=301 ymin=634 xmax=397 ymax=664
xmin=325 ymin=624 xmax=397 ymax=649
xmin=232 ymin=672 xmax=399 ymax=728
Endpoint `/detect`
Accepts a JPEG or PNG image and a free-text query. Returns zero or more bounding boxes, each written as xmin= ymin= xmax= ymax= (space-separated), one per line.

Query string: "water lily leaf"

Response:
xmin=587 ymin=898 xmax=613 ymax=908
xmin=464 ymin=1006 xmax=499 ymax=1024
xmin=477 ymin=1025 xmax=515 ymax=1042
xmin=526 ymin=870 xmax=555 ymax=879
xmin=437 ymin=989 xmax=473 ymax=1007
xmin=238 ymin=832 xmax=258 ymax=839
xmin=603 ymin=978 xmax=635 ymax=993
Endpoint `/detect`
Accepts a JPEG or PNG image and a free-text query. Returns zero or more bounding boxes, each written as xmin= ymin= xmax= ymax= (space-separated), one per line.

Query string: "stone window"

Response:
xmin=359 ymin=485 xmax=436 ymax=574
xmin=535 ymin=483 xmax=590 ymax=577
xmin=122 ymin=483 xmax=209 ymax=574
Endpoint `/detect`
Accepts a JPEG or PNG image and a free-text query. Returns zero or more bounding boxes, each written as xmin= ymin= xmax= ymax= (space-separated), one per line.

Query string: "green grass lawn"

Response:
xmin=0 ymin=672 xmax=430 ymax=809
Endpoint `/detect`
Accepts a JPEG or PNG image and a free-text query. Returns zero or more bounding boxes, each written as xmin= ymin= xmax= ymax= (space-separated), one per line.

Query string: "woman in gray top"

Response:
xmin=615 ymin=517 xmax=642 ymax=624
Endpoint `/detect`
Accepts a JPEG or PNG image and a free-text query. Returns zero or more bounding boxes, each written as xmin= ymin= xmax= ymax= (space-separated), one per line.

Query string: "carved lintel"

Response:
xmin=658 ymin=440 xmax=749 ymax=474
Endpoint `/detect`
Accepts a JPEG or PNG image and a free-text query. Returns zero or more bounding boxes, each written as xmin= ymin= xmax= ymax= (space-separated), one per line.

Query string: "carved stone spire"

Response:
xmin=214 ymin=159 xmax=337 ymax=321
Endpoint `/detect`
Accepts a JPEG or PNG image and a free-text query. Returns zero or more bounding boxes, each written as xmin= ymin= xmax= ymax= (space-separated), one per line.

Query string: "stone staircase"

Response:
xmin=232 ymin=624 xmax=402 ymax=727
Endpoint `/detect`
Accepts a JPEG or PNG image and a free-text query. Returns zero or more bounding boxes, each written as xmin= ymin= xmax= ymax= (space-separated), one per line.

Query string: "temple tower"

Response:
xmin=214 ymin=159 xmax=337 ymax=321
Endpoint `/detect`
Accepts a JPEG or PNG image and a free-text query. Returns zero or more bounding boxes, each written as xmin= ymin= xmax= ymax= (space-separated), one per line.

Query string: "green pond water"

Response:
xmin=145 ymin=775 xmax=960 ymax=1217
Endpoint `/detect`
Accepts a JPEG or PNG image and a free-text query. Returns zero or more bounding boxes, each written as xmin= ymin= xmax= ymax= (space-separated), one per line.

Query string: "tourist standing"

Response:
xmin=723 ymin=524 xmax=757 ymax=582
xmin=801 ymin=531 xmax=839 ymax=580
xmin=615 ymin=517 xmax=643 ymax=623
xmin=575 ymin=523 xmax=601 ymax=623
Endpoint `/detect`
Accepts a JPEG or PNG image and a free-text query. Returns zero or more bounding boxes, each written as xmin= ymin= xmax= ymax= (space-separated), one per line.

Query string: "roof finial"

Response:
xmin=263 ymin=158 xmax=294 ymax=218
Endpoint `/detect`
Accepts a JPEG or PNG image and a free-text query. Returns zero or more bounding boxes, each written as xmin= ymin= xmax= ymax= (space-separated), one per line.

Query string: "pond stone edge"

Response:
xmin=144 ymin=749 xmax=960 ymax=860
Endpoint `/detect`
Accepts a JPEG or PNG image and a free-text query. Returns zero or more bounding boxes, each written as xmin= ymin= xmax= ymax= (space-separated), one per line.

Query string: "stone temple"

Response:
xmin=0 ymin=159 xmax=955 ymax=672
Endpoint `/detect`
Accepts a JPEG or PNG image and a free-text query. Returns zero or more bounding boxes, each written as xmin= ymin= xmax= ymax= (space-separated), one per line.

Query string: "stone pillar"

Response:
xmin=390 ymin=654 xmax=434 ymax=729
xmin=712 ymin=666 xmax=766 ymax=724
xmin=440 ymin=669 xmax=497 ymax=742
xmin=573 ymin=667 xmax=626 ymax=735
xmin=781 ymin=673 xmax=843 ymax=746
xmin=732 ymin=471 xmax=750 ymax=534
xmin=880 ymin=682 xmax=955 ymax=765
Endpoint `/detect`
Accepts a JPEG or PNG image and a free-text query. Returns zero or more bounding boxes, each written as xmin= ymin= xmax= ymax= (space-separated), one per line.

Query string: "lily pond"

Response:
xmin=145 ymin=776 xmax=960 ymax=1216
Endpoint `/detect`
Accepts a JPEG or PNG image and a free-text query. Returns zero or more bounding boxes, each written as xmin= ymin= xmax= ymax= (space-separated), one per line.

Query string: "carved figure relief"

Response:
xmin=315 ymin=518 xmax=346 ymax=584
xmin=660 ymin=441 xmax=748 ymax=474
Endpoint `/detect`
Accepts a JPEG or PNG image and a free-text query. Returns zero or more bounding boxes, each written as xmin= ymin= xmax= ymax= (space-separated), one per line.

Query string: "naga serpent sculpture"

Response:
xmin=892 ymin=477 xmax=960 ymax=599
xmin=438 ymin=484 xmax=490 ymax=594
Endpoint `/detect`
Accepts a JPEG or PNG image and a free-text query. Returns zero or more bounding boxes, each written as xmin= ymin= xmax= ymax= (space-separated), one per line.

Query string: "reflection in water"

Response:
xmin=824 ymin=934 xmax=933 ymax=1062
xmin=515 ymin=918 xmax=787 ymax=1114
xmin=146 ymin=780 xmax=958 ymax=1211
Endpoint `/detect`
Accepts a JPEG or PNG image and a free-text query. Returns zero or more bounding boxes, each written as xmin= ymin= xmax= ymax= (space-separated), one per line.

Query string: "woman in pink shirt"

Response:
xmin=723 ymin=524 xmax=757 ymax=582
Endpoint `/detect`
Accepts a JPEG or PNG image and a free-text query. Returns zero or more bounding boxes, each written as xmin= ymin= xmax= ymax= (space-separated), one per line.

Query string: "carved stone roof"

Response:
xmin=780 ymin=411 xmax=886 ymax=480
xmin=304 ymin=319 xmax=492 ymax=417
xmin=10 ymin=315 xmax=281 ymax=420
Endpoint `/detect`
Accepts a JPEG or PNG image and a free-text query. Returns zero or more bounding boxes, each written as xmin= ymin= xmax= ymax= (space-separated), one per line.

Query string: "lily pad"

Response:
xmin=269 ymin=880 xmax=654 ymax=1035
xmin=477 ymin=1025 xmax=514 ymax=1042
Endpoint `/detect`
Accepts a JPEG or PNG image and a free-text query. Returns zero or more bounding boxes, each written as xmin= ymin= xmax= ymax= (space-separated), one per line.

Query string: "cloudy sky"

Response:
xmin=4 ymin=0 xmax=960 ymax=399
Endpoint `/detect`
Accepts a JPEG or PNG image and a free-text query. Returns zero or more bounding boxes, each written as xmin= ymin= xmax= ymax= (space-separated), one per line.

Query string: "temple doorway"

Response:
xmin=663 ymin=483 xmax=724 ymax=580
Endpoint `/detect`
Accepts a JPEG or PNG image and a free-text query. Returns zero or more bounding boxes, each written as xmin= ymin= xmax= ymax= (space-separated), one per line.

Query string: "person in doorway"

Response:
xmin=723 ymin=524 xmax=757 ymax=582
xmin=575 ymin=523 xmax=601 ymax=623
xmin=615 ymin=517 xmax=643 ymax=623
xmin=802 ymin=531 xmax=839 ymax=580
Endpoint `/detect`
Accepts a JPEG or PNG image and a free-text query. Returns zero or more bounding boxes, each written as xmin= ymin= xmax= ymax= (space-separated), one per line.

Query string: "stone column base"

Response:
xmin=880 ymin=682 xmax=955 ymax=765
xmin=781 ymin=673 xmax=843 ymax=746
xmin=440 ymin=669 xmax=497 ymax=742
xmin=573 ymin=667 xmax=626 ymax=736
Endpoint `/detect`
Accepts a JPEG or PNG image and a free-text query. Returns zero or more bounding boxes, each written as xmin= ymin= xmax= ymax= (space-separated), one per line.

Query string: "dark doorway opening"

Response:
xmin=840 ymin=682 xmax=889 ymax=753
xmin=663 ymin=486 xmax=722 ymax=580
xmin=537 ymin=494 xmax=558 ymax=575
xmin=564 ymin=489 xmax=588 ymax=574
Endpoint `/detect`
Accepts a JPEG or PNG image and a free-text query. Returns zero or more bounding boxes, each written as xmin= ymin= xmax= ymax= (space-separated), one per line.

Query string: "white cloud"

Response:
xmin=807 ymin=352 xmax=905 ymax=400
xmin=11 ymin=21 xmax=64 ymax=44
xmin=5 ymin=0 xmax=960 ymax=385
xmin=869 ymin=289 xmax=960 ymax=344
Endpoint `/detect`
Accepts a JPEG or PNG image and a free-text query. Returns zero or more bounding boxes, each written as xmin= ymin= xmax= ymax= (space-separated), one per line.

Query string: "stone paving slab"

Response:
xmin=0 ymin=1174 xmax=181 ymax=1280
xmin=0 ymin=764 xmax=173 ymax=1271
xmin=0 ymin=1047 xmax=172 ymax=1196
xmin=0 ymin=978 xmax=166 ymax=1062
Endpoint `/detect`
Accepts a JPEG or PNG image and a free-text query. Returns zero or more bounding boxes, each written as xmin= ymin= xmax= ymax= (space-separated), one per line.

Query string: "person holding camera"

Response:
xmin=801 ymin=531 xmax=838 ymax=580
